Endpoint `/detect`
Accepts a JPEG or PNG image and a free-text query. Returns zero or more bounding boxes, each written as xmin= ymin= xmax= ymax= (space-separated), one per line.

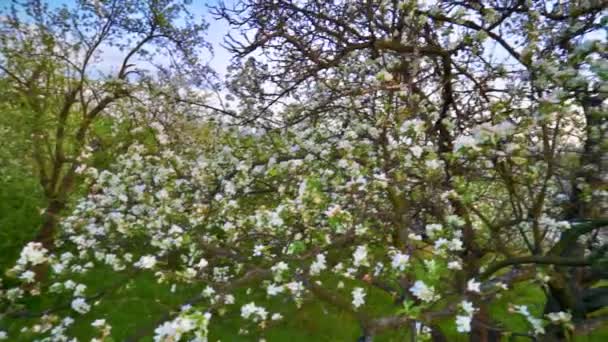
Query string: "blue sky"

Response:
xmin=35 ymin=0 xmax=234 ymax=76
xmin=186 ymin=0 xmax=234 ymax=75
xmin=8 ymin=0 xmax=604 ymax=84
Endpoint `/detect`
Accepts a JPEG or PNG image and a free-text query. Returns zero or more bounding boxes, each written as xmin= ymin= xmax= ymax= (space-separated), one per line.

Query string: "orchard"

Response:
xmin=0 ymin=0 xmax=606 ymax=341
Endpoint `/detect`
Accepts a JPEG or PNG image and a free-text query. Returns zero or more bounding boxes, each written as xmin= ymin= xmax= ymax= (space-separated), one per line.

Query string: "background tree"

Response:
xmin=0 ymin=0 xmax=212 ymax=250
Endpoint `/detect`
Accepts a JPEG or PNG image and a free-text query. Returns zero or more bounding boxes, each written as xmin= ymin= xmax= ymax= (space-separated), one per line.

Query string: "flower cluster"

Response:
xmin=154 ymin=310 xmax=211 ymax=342
xmin=352 ymin=287 xmax=366 ymax=309
xmin=240 ymin=302 xmax=268 ymax=322
xmin=455 ymin=301 xmax=477 ymax=333
xmin=410 ymin=281 xmax=438 ymax=303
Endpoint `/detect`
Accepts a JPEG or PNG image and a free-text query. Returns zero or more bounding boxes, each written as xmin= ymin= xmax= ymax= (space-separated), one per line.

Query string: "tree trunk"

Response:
xmin=541 ymin=93 xmax=608 ymax=340
xmin=357 ymin=334 xmax=373 ymax=342
xmin=430 ymin=325 xmax=448 ymax=342
xmin=35 ymin=199 xmax=65 ymax=251
xmin=470 ymin=305 xmax=501 ymax=342
xmin=32 ymin=199 xmax=65 ymax=282
xmin=543 ymin=242 xmax=586 ymax=341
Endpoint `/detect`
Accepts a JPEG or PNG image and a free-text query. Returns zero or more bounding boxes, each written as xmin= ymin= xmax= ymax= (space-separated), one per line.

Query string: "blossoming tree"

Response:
xmin=1 ymin=0 xmax=607 ymax=341
xmin=0 ymin=0 xmax=212 ymax=251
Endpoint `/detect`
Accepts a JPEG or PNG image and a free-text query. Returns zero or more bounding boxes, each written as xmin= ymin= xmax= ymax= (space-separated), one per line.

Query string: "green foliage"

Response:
xmin=0 ymin=169 xmax=44 ymax=271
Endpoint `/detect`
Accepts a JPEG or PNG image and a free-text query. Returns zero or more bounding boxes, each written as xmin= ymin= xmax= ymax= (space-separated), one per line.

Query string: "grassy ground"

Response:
xmin=4 ymin=268 xmax=606 ymax=341
xmin=1 ymin=176 xmax=606 ymax=341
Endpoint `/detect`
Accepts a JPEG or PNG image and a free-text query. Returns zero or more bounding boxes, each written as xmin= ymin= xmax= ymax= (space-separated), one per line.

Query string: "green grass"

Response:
xmin=1 ymin=177 xmax=607 ymax=341
xmin=4 ymin=269 xmax=607 ymax=341
xmin=3 ymin=247 xmax=608 ymax=341
xmin=3 ymin=267 xmax=406 ymax=341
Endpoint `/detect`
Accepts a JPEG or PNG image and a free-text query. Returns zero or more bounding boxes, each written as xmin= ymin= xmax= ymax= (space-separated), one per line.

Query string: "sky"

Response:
xmin=5 ymin=0 xmax=605 ymax=94
xmin=186 ymin=0 xmax=234 ymax=76
xmin=32 ymin=0 xmax=235 ymax=77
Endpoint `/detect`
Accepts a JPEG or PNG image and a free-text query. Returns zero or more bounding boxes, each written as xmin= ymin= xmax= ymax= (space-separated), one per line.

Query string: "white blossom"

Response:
xmin=410 ymin=146 xmax=423 ymax=158
xmin=16 ymin=242 xmax=48 ymax=267
xmin=285 ymin=281 xmax=304 ymax=297
xmin=19 ymin=270 xmax=36 ymax=283
xmin=266 ymin=283 xmax=284 ymax=296
xmin=351 ymin=287 xmax=366 ymax=309
xmin=512 ymin=305 xmax=545 ymax=335
xmin=74 ymin=284 xmax=87 ymax=296
xmin=91 ymin=319 xmax=106 ymax=328
xmin=467 ymin=279 xmax=481 ymax=293
xmin=408 ymin=233 xmax=422 ymax=241
xmin=455 ymin=315 xmax=472 ymax=333
xmin=453 ymin=135 xmax=479 ymax=151
xmin=400 ymin=119 xmax=425 ymax=133
xmin=253 ymin=244 xmax=265 ymax=257
xmin=271 ymin=261 xmax=289 ymax=282
xmin=410 ymin=281 xmax=437 ymax=303
xmin=241 ymin=302 xmax=268 ymax=322
xmin=71 ymin=297 xmax=91 ymax=314
xmin=153 ymin=312 xmax=210 ymax=342
xmin=352 ymin=245 xmax=368 ymax=267
xmin=310 ymin=253 xmax=327 ymax=276
xmin=425 ymin=224 xmax=442 ymax=238
xmin=425 ymin=159 xmax=442 ymax=170
xmin=447 ymin=261 xmax=462 ymax=270
xmin=460 ymin=301 xmax=476 ymax=316
xmin=196 ymin=258 xmax=208 ymax=269
xmin=224 ymin=294 xmax=235 ymax=305
xmin=135 ymin=255 xmax=157 ymax=269
xmin=546 ymin=311 xmax=572 ymax=324
xmin=325 ymin=205 xmax=342 ymax=218
xmin=390 ymin=252 xmax=410 ymax=271
xmin=202 ymin=286 xmax=215 ymax=298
